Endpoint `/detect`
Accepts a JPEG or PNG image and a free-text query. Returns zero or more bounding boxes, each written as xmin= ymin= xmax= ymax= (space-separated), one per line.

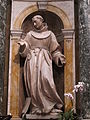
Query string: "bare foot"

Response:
xmin=36 ymin=109 xmax=42 ymax=115
xmin=51 ymin=109 xmax=63 ymax=113
xmin=50 ymin=112 xmax=59 ymax=116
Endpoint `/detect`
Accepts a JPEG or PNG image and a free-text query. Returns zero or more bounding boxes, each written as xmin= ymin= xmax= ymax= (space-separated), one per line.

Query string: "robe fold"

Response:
xmin=19 ymin=27 xmax=65 ymax=114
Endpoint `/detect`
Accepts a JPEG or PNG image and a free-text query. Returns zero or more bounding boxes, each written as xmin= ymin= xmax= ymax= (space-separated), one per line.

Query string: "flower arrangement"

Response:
xmin=58 ymin=82 xmax=85 ymax=120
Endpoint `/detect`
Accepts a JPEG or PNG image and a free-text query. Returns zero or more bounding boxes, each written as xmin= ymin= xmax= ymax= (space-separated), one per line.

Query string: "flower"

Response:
xmin=73 ymin=82 xmax=85 ymax=93
xmin=78 ymin=82 xmax=85 ymax=85
xmin=64 ymin=93 xmax=74 ymax=100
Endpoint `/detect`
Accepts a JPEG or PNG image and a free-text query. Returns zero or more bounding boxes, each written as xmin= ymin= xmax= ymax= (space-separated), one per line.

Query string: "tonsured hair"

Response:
xmin=32 ymin=15 xmax=44 ymax=22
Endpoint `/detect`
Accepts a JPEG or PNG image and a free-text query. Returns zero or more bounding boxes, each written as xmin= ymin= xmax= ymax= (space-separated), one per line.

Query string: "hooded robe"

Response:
xmin=19 ymin=25 xmax=65 ymax=114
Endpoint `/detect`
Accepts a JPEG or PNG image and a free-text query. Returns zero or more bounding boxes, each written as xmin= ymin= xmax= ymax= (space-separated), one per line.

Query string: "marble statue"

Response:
xmin=18 ymin=15 xmax=66 ymax=115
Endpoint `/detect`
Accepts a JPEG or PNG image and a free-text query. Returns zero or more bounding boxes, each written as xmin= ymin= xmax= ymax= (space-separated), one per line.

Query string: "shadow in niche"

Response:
xmin=20 ymin=10 xmax=64 ymax=117
xmin=20 ymin=57 xmax=27 ymax=98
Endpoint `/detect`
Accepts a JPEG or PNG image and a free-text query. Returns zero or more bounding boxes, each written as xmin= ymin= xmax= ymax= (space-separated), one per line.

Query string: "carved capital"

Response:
xmin=62 ymin=29 xmax=75 ymax=39
xmin=10 ymin=29 xmax=23 ymax=40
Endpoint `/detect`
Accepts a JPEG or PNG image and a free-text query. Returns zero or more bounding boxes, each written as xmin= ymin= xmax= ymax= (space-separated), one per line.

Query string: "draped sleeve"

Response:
xmin=50 ymin=31 xmax=60 ymax=53
xmin=19 ymin=32 xmax=31 ymax=57
xmin=50 ymin=31 xmax=66 ymax=67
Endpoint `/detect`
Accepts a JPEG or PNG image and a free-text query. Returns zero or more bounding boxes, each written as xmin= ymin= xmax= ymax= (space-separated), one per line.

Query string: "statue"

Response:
xmin=18 ymin=15 xmax=66 ymax=116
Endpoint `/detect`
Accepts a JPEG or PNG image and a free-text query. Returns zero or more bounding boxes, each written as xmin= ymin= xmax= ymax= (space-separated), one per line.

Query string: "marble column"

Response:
xmin=0 ymin=0 xmax=7 ymax=115
xmin=79 ymin=0 xmax=90 ymax=118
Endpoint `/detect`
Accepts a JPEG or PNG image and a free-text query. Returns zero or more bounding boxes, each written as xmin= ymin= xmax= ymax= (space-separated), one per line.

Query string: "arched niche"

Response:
xmin=8 ymin=3 xmax=74 ymax=117
xmin=13 ymin=4 xmax=72 ymax=29
xmin=20 ymin=11 xmax=64 ymax=103
xmin=21 ymin=11 xmax=64 ymax=48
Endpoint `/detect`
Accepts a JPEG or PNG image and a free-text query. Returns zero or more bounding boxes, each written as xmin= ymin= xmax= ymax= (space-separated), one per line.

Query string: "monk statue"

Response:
xmin=18 ymin=15 xmax=66 ymax=116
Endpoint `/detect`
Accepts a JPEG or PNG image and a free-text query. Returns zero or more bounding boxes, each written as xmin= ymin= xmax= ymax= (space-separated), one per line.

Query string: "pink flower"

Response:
xmin=73 ymin=82 xmax=85 ymax=93
xmin=64 ymin=93 xmax=74 ymax=100
xmin=78 ymin=82 xmax=85 ymax=85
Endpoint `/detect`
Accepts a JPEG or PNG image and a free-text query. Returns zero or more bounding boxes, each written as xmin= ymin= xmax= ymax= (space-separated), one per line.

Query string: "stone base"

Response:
xmin=26 ymin=114 xmax=59 ymax=120
xmin=11 ymin=118 xmax=22 ymax=120
xmin=82 ymin=119 xmax=90 ymax=120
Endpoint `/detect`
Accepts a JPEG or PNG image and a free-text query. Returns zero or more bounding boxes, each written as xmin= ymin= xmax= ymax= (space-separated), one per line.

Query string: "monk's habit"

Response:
xmin=19 ymin=25 xmax=65 ymax=114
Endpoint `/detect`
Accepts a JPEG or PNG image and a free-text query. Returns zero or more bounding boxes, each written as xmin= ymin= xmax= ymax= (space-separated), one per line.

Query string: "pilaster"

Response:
xmin=62 ymin=29 xmax=75 ymax=111
xmin=8 ymin=30 xmax=24 ymax=118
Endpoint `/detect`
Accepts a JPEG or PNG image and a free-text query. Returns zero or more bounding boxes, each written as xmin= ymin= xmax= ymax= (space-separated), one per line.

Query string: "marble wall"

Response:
xmin=0 ymin=0 xmax=7 ymax=115
xmin=0 ymin=0 xmax=11 ymax=115
xmin=79 ymin=0 xmax=90 ymax=119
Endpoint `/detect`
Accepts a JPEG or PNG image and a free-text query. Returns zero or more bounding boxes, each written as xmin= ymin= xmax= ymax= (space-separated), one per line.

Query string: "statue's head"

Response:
xmin=32 ymin=15 xmax=44 ymax=29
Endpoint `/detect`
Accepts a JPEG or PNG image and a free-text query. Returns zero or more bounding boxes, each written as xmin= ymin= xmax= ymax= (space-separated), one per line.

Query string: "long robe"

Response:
xmin=19 ymin=28 xmax=65 ymax=114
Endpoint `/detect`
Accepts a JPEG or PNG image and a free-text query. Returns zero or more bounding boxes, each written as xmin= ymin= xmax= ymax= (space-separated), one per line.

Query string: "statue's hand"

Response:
xmin=59 ymin=54 xmax=66 ymax=64
xmin=52 ymin=52 xmax=66 ymax=67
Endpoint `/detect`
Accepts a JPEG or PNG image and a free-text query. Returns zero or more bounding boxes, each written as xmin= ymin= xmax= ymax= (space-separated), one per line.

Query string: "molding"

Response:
xmin=11 ymin=118 xmax=22 ymax=120
xmin=11 ymin=29 xmax=23 ymax=37
xmin=13 ymin=4 xmax=72 ymax=29
xmin=13 ymin=0 xmax=73 ymax=2
xmin=62 ymin=29 xmax=75 ymax=39
xmin=13 ymin=5 xmax=38 ymax=29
